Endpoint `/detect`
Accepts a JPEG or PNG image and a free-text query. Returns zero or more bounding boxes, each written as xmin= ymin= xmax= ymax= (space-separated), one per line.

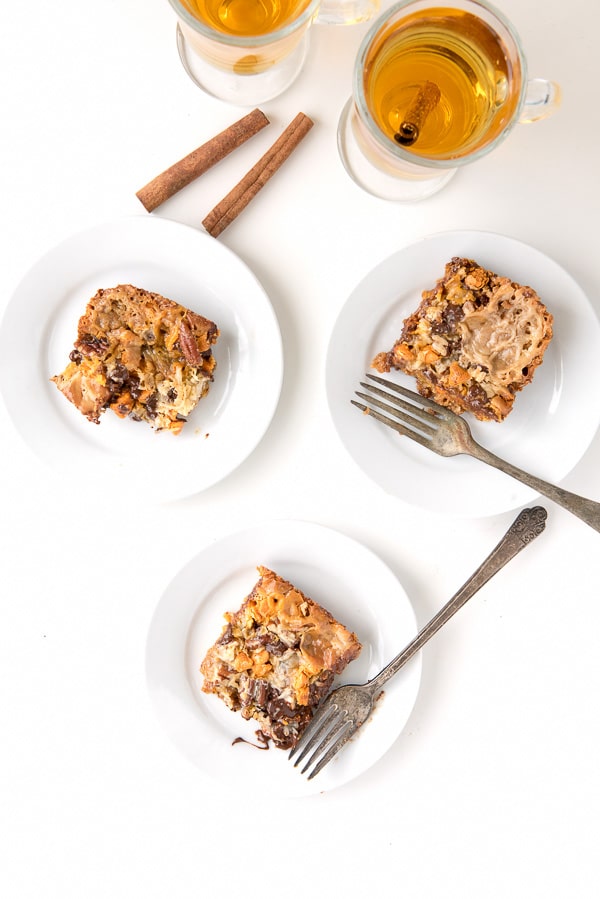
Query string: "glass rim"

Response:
xmin=352 ymin=0 xmax=529 ymax=169
xmin=168 ymin=0 xmax=320 ymax=48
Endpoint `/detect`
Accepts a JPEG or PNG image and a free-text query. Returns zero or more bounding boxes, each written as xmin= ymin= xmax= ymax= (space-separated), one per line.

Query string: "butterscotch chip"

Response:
xmin=372 ymin=257 xmax=553 ymax=422
xmin=51 ymin=284 xmax=219 ymax=434
xmin=200 ymin=567 xmax=362 ymax=750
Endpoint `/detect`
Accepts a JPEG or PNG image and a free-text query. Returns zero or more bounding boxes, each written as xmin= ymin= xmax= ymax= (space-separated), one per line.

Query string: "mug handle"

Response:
xmin=519 ymin=78 xmax=562 ymax=123
xmin=315 ymin=0 xmax=380 ymax=25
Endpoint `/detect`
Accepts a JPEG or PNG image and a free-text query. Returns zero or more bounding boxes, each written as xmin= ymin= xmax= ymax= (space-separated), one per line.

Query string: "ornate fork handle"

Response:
xmin=468 ymin=440 xmax=600 ymax=533
xmin=368 ymin=506 xmax=548 ymax=694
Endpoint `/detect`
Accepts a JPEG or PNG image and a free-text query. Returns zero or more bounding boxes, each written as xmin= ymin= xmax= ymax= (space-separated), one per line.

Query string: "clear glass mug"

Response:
xmin=168 ymin=0 xmax=380 ymax=106
xmin=337 ymin=0 xmax=561 ymax=200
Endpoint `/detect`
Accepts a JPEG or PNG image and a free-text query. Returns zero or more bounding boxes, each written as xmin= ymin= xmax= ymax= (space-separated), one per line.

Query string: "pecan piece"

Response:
xmin=178 ymin=319 xmax=202 ymax=365
xmin=75 ymin=334 xmax=109 ymax=357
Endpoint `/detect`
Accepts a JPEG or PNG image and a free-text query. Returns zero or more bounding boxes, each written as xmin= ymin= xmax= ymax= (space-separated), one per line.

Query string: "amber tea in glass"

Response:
xmin=363 ymin=6 xmax=521 ymax=160
xmin=168 ymin=0 xmax=320 ymax=103
xmin=181 ymin=0 xmax=312 ymax=37
xmin=337 ymin=0 xmax=560 ymax=200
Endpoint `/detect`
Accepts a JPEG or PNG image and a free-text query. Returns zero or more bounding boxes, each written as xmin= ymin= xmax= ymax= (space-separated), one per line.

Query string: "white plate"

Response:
xmin=145 ymin=520 xmax=421 ymax=798
xmin=326 ymin=230 xmax=600 ymax=518
xmin=0 ymin=216 xmax=283 ymax=501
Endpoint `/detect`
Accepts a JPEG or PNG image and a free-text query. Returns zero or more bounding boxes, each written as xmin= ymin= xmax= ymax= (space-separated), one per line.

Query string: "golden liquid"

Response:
xmin=364 ymin=9 xmax=521 ymax=160
xmin=182 ymin=0 xmax=311 ymax=37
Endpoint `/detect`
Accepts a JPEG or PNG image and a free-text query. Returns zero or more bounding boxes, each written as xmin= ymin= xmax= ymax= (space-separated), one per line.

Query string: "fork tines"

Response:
xmin=289 ymin=701 xmax=353 ymax=780
xmin=352 ymin=373 xmax=443 ymax=445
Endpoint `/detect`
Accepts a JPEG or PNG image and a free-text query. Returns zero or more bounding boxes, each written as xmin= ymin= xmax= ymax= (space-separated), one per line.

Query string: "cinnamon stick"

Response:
xmin=395 ymin=81 xmax=441 ymax=146
xmin=136 ymin=108 xmax=270 ymax=212
xmin=202 ymin=112 xmax=314 ymax=238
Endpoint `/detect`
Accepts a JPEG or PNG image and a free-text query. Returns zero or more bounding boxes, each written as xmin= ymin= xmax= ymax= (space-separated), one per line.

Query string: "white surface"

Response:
xmin=326 ymin=230 xmax=600 ymax=516
xmin=0 ymin=216 xmax=283 ymax=500
xmin=1 ymin=1 xmax=599 ymax=898
xmin=146 ymin=519 xmax=421 ymax=797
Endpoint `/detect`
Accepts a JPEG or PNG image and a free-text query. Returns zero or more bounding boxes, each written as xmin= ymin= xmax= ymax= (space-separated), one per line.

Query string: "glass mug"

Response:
xmin=337 ymin=0 xmax=561 ymax=200
xmin=168 ymin=0 xmax=380 ymax=106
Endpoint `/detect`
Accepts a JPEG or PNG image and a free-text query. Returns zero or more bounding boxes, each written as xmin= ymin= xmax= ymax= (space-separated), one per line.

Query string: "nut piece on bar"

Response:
xmin=372 ymin=257 xmax=553 ymax=422
xmin=51 ymin=284 xmax=219 ymax=435
xmin=200 ymin=566 xmax=362 ymax=750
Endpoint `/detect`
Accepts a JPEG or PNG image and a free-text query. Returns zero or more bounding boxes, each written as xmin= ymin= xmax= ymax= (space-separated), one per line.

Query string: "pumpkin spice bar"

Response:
xmin=200 ymin=566 xmax=362 ymax=750
xmin=52 ymin=284 xmax=219 ymax=435
xmin=372 ymin=257 xmax=553 ymax=422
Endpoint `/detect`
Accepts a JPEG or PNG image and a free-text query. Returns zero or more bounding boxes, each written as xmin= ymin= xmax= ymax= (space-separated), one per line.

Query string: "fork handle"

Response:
xmin=367 ymin=506 xmax=548 ymax=694
xmin=469 ymin=441 xmax=600 ymax=533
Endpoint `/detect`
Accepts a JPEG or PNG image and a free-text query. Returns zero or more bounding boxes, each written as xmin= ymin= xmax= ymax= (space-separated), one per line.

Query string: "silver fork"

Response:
xmin=290 ymin=505 xmax=547 ymax=779
xmin=353 ymin=373 xmax=600 ymax=533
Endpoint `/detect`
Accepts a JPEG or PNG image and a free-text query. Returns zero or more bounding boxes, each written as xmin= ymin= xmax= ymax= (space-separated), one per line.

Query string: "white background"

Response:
xmin=1 ymin=1 xmax=599 ymax=896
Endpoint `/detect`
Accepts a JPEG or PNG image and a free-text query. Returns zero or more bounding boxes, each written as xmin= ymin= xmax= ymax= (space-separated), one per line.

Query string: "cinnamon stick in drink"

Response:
xmin=202 ymin=112 xmax=314 ymax=238
xmin=395 ymin=81 xmax=441 ymax=146
xmin=136 ymin=108 xmax=270 ymax=212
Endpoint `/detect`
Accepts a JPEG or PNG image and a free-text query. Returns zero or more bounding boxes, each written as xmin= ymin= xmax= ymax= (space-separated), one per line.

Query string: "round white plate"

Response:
xmin=0 ymin=216 xmax=283 ymax=501
xmin=145 ymin=520 xmax=421 ymax=798
xmin=326 ymin=230 xmax=600 ymax=518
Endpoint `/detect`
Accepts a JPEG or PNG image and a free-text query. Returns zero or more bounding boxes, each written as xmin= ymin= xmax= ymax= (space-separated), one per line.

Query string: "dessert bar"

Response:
xmin=200 ymin=566 xmax=362 ymax=749
xmin=52 ymin=284 xmax=219 ymax=434
xmin=372 ymin=257 xmax=553 ymax=422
